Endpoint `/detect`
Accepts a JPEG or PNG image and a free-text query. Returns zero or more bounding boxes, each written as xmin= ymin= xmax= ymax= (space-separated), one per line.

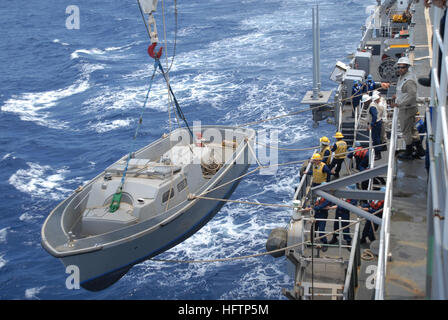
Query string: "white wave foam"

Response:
xmin=71 ymin=44 xmax=133 ymax=60
xmin=220 ymin=263 xmax=288 ymax=299
xmin=80 ymin=63 xmax=105 ymax=75
xmin=1 ymin=153 xmax=16 ymax=161
xmin=82 ymin=83 xmax=169 ymax=115
xmin=53 ymin=39 xmax=69 ymax=46
xmin=0 ymin=227 xmax=8 ymax=244
xmin=1 ymin=79 xmax=89 ymax=129
xmin=25 ymin=286 xmax=45 ymax=299
xmin=0 ymin=255 xmax=6 ymax=270
xmin=70 ymin=48 xmax=106 ymax=60
xmin=19 ymin=212 xmax=43 ymax=222
xmin=90 ymin=118 xmax=133 ymax=133
xmin=8 ymin=162 xmax=76 ymax=200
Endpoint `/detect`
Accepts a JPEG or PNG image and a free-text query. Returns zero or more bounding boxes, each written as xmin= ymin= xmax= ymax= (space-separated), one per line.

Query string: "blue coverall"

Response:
xmin=369 ymin=105 xmax=382 ymax=158
xmin=332 ymin=199 xmax=357 ymax=244
xmin=313 ymin=198 xmax=332 ymax=244
xmin=352 ymin=83 xmax=363 ymax=115
xmin=361 ymin=201 xmax=384 ymax=242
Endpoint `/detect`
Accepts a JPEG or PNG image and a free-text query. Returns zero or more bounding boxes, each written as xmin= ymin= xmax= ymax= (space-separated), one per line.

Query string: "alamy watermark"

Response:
xmin=365 ymin=264 xmax=377 ymax=290
xmin=66 ymin=5 xmax=80 ymax=30
xmin=65 ymin=265 xmax=80 ymax=289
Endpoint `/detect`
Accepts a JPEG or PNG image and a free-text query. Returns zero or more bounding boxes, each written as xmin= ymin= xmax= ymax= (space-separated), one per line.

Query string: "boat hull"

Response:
xmin=60 ymin=162 xmax=249 ymax=291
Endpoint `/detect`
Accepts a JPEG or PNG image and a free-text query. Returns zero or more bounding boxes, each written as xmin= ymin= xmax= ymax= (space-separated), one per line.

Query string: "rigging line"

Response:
xmin=160 ymin=0 xmax=178 ymax=213
xmin=255 ymin=142 xmax=320 ymax=152
xmin=194 ymin=141 xmax=389 ymax=199
xmin=109 ymin=62 xmax=158 ymax=212
xmin=311 ymin=215 xmax=315 ymax=300
xmin=192 ymin=195 xmax=295 ymax=209
xmin=161 ymin=0 xmax=169 ymax=71
xmin=236 ymin=87 xmax=382 ymax=128
xmin=159 ymin=0 xmax=174 ymax=136
xmin=165 ymin=0 xmax=178 ymax=73
xmin=156 ymin=59 xmax=194 ymax=138
xmin=196 ymin=166 xmax=262 ymax=198
xmin=136 ymin=0 xmax=152 ymax=40
xmin=149 ymin=208 xmax=384 ymax=264
xmin=134 ymin=61 xmax=159 ymax=140
xmin=121 ymin=62 xmax=158 ymax=181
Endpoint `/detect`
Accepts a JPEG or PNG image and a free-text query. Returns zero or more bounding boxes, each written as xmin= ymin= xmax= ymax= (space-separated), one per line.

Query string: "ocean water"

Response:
xmin=0 ymin=0 xmax=374 ymax=299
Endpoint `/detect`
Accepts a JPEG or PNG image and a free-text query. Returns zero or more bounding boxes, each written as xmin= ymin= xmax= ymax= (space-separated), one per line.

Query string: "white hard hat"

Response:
xmin=396 ymin=56 xmax=412 ymax=66
xmin=361 ymin=94 xmax=371 ymax=103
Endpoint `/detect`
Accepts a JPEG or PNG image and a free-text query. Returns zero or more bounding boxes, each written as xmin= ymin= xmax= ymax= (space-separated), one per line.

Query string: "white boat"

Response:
xmin=41 ymin=126 xmax=255 ymax=290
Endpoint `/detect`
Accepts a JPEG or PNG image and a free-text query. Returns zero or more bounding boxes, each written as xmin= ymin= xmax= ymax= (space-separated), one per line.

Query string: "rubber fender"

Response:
xmin=266 ymin=228 xmax=288 ymax=258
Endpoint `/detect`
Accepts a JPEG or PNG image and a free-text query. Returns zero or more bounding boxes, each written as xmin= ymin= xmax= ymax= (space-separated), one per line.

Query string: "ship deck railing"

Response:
xmin=374 ymin=107 xmax=398 ymax=299
xmin=424 ymin=5 xmax=448 ymax=299
xmin=289 ymin=217 xmax=362 ymax=300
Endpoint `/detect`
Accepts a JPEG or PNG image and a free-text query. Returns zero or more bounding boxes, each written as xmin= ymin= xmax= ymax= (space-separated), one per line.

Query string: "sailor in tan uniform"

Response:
xmin=391 ymin=57 xmax=425 ymax=160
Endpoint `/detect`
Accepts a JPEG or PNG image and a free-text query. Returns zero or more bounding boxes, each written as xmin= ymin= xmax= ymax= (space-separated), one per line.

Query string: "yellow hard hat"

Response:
xmin=334 ymin=132 xmax=344 ymax=139
xmin=311 ymin=153 xmax=322 ymax=161
xmin=320 ymin=136 xmax=330 ymax=145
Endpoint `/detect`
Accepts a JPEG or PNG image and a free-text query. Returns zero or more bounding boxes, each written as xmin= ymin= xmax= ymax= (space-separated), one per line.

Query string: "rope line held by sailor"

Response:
xmin=237 ymin=87 xmax=383 ymax=128
xmin=192 ymin=141 xmax=389 ymax=200
xmin=149 ymin=208 xmax=383 ymax=264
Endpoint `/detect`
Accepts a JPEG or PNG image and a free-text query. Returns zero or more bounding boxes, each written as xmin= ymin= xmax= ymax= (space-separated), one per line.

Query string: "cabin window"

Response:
xmin=162 ymin=188 xmax=175 ymax=203
xmin=177 ymin=178 xmax=188 ymax=192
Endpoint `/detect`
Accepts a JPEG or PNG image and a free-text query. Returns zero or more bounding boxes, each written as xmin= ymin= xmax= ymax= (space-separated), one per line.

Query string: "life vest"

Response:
xmin=312 ymin=162 xmax=328 ymax=184
xmin=354 ymin=147 xmax=368 ymax=159
xmin=370 ymin=200 xmax=384 ymax=210
xmin=334 ymin=140 xmax=347 ymax=159
xmin=319 ymin=145 xmax=332 ymax=165
xmin=368 ymin=101 xmax=384 ymax=123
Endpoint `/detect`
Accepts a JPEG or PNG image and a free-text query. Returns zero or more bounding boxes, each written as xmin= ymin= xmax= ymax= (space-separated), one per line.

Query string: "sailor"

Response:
xmin=329 ymin=132 xmax=347 ymax=179
xmin=390 ymin=56 xmax=425 ymax=160
xmin=351 ymin=80 xmax=363 ymax=118
xmin=352 ymin=146 xmax=369 ymax=172
xmin=360 ymin=191 xmax=385 ymax=244
xmin=347 ymin=144 xmax=370 ymax=190
xmin=303 ymin=189 xmax=332 ymax=252
xmin=328 ymin=197 xmax=357 ymax=247
xmin=308 ymin=153 xmax=332 ymax=187
xmin=373 ymin=90 xmax=388 ymax=151
xmin=313 ymin=193 xmax=332 ymax=252
xmin=319 ymin=136 xmax=332 ymax=166
xmin=362 ymin=74 xmax=390 ymax=95
xmin=368 ymin=92 xmax=384 ymax=160
xmin=360 ymin=94 xmax=372 ymax=118
xmin=365 ymin=74 xmax=376 ymax=96
xmin=415 ymin=111 xmax=425 ymax=142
